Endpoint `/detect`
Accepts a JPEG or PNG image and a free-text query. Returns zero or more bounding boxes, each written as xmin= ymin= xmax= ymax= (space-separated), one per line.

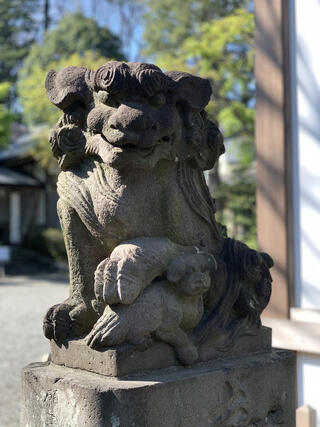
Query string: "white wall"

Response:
xmin=297 ymin=353 xmax=320 ymax=425
xmin=291 ymin=1 xmax=320 ymax=424
xmin=292 ymin=0 xmax=320 ymax=309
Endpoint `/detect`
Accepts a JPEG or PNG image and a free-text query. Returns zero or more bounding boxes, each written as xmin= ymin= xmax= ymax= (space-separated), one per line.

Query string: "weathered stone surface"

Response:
xmin=42 ymin=60 xmax=274 ymax=371
xmin=21 ymin=349 xmax=295 ymax=427
xmin=51 ymin=340 xmax=178 ymax=377
xmin=50 ymin=326 xmax=271 ymax=377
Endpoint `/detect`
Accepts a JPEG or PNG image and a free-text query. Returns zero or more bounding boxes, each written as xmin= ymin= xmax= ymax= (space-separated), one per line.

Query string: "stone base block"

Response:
xmin=50 ymin=326 xmax=271 ymax=377
xmin=21 ymin=349 xmax=295 ymax=427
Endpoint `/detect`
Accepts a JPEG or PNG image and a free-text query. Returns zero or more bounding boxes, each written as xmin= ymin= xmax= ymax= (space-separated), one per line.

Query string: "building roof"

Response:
xmin=0 ymin=123 xmax=47 ymax=163
xmin=0 ymin=167 xmax=41 ymax=187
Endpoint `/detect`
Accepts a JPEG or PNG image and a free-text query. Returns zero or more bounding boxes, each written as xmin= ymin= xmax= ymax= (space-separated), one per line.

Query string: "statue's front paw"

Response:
xmin=85 ymin=307 xmax=129 ymax=349
xmin=43 ymin=303 xmax=73 ymax=343
xmin=43 ymin=301 xmax=97 ymax=343
xmin=94 ymin=257 xmax=146 ymax=306
xmin=94 ymin=258 xmax=121 ymax=305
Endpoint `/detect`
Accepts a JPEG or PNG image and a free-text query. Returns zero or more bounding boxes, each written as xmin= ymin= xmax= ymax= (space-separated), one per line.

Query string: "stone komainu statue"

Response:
xmin=43 ymin=61 xmax=273 ymax=365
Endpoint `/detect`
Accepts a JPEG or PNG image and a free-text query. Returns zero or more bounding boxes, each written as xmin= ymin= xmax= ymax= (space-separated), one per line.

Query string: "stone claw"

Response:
xmin=43 ymin=303 xmax=72 ymax=344
xmin=85 ymin=307 xmax=129 ymax=349
xmin=44 ymin=301 xmax=97 ymax=344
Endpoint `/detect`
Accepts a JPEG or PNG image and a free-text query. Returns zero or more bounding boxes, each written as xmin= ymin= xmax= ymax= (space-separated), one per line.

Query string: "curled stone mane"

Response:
xmin=88 ymin=61 xmax=171 ymax=97
xmin=177 ymin=161 xmax=222 ymax=242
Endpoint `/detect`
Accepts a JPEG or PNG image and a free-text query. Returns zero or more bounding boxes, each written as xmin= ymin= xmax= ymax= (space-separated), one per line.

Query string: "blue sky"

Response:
xmin=45 ymin=0 xmax=144 ymax=61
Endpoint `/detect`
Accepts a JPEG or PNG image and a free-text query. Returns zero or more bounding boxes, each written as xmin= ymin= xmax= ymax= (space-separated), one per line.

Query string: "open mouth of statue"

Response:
xmin=119 ymin=143 xmax=155 ymax=155
xmin=99 ymin=131 xmax=173 ymax=158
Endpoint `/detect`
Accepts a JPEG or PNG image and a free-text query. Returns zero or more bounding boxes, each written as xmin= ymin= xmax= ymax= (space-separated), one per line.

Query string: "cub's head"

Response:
xmin=46 ymin=61 xmax=224 ymax=170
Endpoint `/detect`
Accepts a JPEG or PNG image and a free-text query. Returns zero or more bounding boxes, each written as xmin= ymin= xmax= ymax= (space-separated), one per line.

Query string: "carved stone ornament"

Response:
xmin=43 ymin=61 xmax=273 ymax=371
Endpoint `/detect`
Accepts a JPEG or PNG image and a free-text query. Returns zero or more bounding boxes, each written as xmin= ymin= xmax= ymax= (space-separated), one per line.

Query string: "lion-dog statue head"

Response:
xmin=46 ymin=61 xmax=224 ymax=171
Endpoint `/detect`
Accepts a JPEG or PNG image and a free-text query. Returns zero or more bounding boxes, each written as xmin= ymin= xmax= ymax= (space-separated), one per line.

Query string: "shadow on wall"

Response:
xmin=256 ymin=0 xmax=320 ymax=309
xmin=295 ymin=5 xmax=320 ymax=307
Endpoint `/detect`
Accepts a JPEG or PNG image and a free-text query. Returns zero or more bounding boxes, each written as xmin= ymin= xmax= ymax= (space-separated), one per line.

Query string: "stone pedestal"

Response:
xmin=21 ymin=349 xmax=296 ymax=427
xmin=50 ymin=326 xmax=271 ymax=378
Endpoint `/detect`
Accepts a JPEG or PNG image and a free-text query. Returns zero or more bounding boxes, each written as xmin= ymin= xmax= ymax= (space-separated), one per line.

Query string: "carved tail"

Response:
xmin=194 ymin=238 xmax=273 ymax=347
xmin=194 ymin=238 xmax=242 ymax=345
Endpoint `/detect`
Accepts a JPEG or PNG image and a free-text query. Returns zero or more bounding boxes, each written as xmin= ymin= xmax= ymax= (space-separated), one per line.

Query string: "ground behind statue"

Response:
xmin=0 ymin=273 xmax=68 ymax=427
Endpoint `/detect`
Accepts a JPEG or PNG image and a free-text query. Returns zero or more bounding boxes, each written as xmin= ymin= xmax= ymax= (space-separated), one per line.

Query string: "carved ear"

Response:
xmin=166 ymin=71 xmax=212 ymax=111
xmin=167 ymin=257 xmax=187 ymax=283
xmin=45 ymin=66 xmax=91 ymax=110
xmin=260 ymin=252 xmax=274 ymax=269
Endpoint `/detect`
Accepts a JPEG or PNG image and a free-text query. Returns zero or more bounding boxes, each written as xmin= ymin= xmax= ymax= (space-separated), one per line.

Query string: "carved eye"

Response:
xmin=149 ymin=93 xmax=165 ymax=108
xmin=97 ymin=90 xmax=119 ymax=108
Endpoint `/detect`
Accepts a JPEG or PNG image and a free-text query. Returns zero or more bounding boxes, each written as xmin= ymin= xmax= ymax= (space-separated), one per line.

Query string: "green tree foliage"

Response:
xmin=18 ymin=51 xmax=111 ymax=126
xmin=17 ymin=12 xmax=125 ymax=169
xmin=0 ymin=0 xmax=39 ymax=84
xmin=18 ymin=13 xmax=123 ymax=169
xmin=216 ymin=174 xmax=257 ymax=249
xmin=0 ymin=82 xmax=15 ymax=149
xmin=18 ymin=51 xmax=112 ymax=169
xmin=150 ymin=8 xmax=254 ymax=147
xmin=181 ymin=9 xmax=255 ymax=158
xmin=19 ymin=12 xmax=125 ymax=126
xmin=141 ymin=0 xmax=248 ymax=58
xmin=182 ymin=10 xmax=256 ymax=246
xmin=22 ymin=12 xmax=125 ymax=76
xmin=141 ymin=2 xmax=256 ymax=246
xmin=24 ymin=227 xmax=67 ymax=262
